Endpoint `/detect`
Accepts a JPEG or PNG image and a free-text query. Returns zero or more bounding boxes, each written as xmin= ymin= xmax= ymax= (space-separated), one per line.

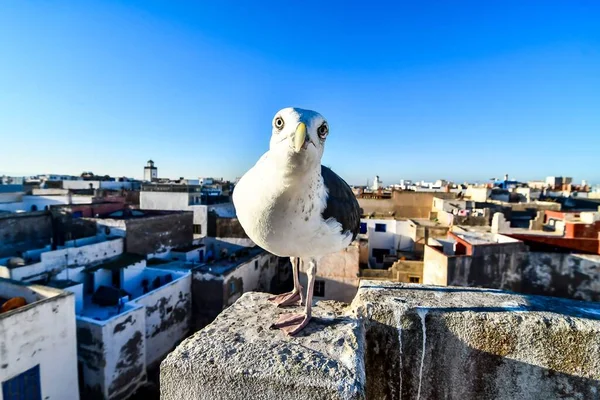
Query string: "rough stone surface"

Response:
xmin=354 ymin=280 xmax=600 ymax=400
xmin=160 ymin=292 xmax=365 ymax=400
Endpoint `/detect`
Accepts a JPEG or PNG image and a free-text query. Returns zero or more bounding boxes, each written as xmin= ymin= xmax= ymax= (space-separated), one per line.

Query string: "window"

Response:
xmin=193 ymin=224 xmax=202 ymax=235
xmin=229 ymin=281 xmax=236 ymax=294
xmin=359 ymin=222 xmax=367 ymax=234
xmin=254 ymin=260 xmax=258 ymax=270
xmin=2 ymin=365 xmax=42 ymax=400
xmin=314 ymin=280 xmax=325 ymax=297
xmin=375 ymin=223 xmax=386 ymax=233
xmin=409 ymin=276 xmax=420 ymax=283
xmin=30 ymin=205 xmax=38 ymax=212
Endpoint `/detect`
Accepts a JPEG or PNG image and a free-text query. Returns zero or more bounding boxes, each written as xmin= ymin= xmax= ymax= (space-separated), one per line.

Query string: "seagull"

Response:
xmin=233 ymin=107 xmax=360 ymax=335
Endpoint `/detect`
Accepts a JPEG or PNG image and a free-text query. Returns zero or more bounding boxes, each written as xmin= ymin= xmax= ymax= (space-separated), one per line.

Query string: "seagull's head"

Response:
xmin=269 ymin=107 xmax=329 ymax=170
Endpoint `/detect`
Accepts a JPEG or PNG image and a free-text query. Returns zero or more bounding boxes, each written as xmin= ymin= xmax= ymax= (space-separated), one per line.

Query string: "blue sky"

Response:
xmin=1 ymin=1 xmax=599 ymax=185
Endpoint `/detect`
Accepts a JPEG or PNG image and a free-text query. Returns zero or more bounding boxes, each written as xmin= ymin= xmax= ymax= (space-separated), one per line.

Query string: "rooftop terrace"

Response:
xmin=194 ymin=246 xmax=265 ymax=276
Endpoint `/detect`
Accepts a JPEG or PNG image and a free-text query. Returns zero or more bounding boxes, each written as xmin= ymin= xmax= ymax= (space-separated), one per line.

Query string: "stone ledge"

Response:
xmin=160 ymin=292 xmax=365 ymax=400
xmin=354 ymin=281 xmax=600 ymax=399
xmin=161 ymin=282 xmax=600 ymax=400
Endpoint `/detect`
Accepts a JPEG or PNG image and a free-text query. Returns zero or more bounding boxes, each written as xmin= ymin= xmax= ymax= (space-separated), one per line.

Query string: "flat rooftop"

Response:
xmin=84 ymin=253 xmax=145 ymax=272
xmin=453 ymin=231 xmax=520 ymax=245
xmin=97 ymin=209 xmax=190 ymax=220
xmin=194 ymin=246 xmax=265 ymax=276
xmin=172 ymin=244 xmax=205 ymax=253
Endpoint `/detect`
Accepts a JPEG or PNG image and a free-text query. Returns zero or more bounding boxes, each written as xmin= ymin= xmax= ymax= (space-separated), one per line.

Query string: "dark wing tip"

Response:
xmin=321 ymin=165 xmax=361 ymax=241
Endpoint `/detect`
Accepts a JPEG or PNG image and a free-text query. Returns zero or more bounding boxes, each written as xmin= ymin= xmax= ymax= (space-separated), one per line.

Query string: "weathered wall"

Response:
xmin=140 ymin=192 xmax=207 ymax=237
xmin=299 ymin=244 xmax=360 ymax=303
xmin=422 ymin=245 xmax=449 ymax=286
xmin=125 ymin=212 xmax=193 ymax=255
xmin=223 ymin=252 xmax=279 ymax=307
xmin=132 ymin=272 xmax=192 ymax=367
xmin=191 ymin=252 xmax=282 ymax=330
xmin=0 ymin=284 xmax=79 ymax=400
xmin=424 ymin=245 xmax=600 ymax=302
xmin=354 ymin=281 xmax=600 ymax=400
xmin=0 ymin=212 xmax=52 ymax=258
xmin=190 ymin=274 xmax=224 ymax=331
xmin=42 ymin=238 xmax=124 ymax=271
xmin=207 ymin=212 xmax=248 ymax=238
xmin=161 ymin=283 xmax=600 ymax=400
xmin=362 ymin=260 xmax=424 ymax=283
xmin=161 ymin=293 xmax=366 ymax=400
xmin=77 ymin=304 xmax=147 ymax=400
xmin=359 ymin=192 xmax=456 ymax=219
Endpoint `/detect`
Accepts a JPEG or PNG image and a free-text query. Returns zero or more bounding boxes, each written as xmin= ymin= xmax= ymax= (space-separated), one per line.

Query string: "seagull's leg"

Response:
xmin=268 ymin=257 xmax=303 ymax=306
xmin=271 ymin=257 xmax=316 ymax=335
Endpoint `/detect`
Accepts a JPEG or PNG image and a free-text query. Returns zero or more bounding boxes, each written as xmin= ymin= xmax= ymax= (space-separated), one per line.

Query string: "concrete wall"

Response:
xmin=191 ymin=252 xmax=281 ymax=329
xmin=207 ymin=213 xmax=248 ymax=238
xmin=0 ymin=212 xmax=52 ymax=258
xmin=0 ymin=282 xmax=79 ymax=400
xmin=359 ymin=192 xmax=456 ymax=219
xmin=362 ymin=260 xmax=424 ymax=283
xmin=161 ymin=282 xmax=600 ymax=400
xmin=223 ymin=252 xmax=279 ymax=307
xmin=354 ymin=281 xmax=600 ymax=400
xmin=131 ymin=270 xmax=192 ymax=367
xmin=124 ymin=212 xmax=193 ymax=255
xmin=1 ymin=238 xmax=124 ymax=282
xmin=41 ymin=238 xmax=124 ymax=271
xmin=424 ymin=245 xmax=600 ymax=302
xmin=77 ymin=304 xmax=146 ymax=400
xmin=299 ymin=244 xmax=360 ymax=303
xmin=140 ymin=192 xmax=207 ymax=237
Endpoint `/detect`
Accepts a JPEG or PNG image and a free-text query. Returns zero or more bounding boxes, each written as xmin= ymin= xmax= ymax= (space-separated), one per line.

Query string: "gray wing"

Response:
xmin=321 ymin=165 xmax=361 ymax=240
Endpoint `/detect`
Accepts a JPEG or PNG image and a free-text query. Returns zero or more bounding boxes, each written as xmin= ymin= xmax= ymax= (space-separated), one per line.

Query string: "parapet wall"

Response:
xmin=161 ymin=281 xmax=600 ymax=400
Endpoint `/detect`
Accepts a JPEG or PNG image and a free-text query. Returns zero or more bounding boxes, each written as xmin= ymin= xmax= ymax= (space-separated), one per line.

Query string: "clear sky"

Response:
xmin=1 ymin=1 xmax=599 ymax=185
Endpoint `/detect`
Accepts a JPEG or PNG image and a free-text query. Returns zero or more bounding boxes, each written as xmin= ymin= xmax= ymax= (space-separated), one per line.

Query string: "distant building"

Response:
xmin=358 ymin=218 xmax=417 ymax=267
xmin=89 ymin=208 xmax=194 ymax=256
xmin=140 ymin=184 xmax=232 ymax=238
xmin=0 ymin=235 xmax=192 ymax=400
xmin=144 ymin=160 xmax=158 ymax=182
xmin=191 ymin=247 xmax=288 ymax=329
xmin=423 ymin=229 xmax=600 ymax=302
xmin=299 ymin=243 xmax=361 ymax=302
xmin=0 ymin=278 xmax=79 ymax=400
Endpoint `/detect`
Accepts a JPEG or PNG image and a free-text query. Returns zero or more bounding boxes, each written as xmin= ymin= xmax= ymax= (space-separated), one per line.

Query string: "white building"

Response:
xmin=144 ymin=160 xmax=158 ymax=182
xmin=0 ymin=236 xmax=192 ymax=400
xmin=140 ymin=185 xmax=209 ymax=238
xmin=0 ymin=193 xmax=94 ymax=213
xmin=0 ymin=278 xmax=79 ymax=400
xmin=359 ymin=218 xmax=417 ymax=267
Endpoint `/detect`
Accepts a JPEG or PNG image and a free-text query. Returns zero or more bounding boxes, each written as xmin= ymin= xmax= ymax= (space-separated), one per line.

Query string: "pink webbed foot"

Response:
xmin=268 ymin=290 xmax=303 ymax=307
xmin=270 ymin=313 xmax=311 ymax=336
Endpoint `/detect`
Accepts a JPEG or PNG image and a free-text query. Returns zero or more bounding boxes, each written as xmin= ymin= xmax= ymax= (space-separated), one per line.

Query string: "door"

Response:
xmin=2 ymin=365 xmax=42 ymax=400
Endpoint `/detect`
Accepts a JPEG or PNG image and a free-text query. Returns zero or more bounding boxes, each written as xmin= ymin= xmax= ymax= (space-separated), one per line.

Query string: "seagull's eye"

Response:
xmin=317 ymin=123 xmax=329 ymax=139
xmin=274 ymin=116 xmax=285 ymax=130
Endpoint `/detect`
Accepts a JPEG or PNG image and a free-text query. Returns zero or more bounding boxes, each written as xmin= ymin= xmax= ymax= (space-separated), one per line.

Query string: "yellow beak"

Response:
xmin=294 ymin=122 xmax=307 ymax=153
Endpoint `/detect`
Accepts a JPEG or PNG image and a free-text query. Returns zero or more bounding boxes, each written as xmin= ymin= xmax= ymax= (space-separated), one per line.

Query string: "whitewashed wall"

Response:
xmin=298 ymin=244 xmax=360 ymax=303
xmin=41 ymin=238 xmax=123 ymax=270
xmin=77 ymin=304 xmax=146 ymax=400
xmin=94 ymin=219 xmax=127 ymax=237
xmin=131 ymin=270 xmax=191 ymax=367
xmin=121 ymin=261 xmax=150 ymax=294
xmin=223 ymin=252 xmax=276 ymax=307
xmin=0 ymin=282 xmax=79 ymax=400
